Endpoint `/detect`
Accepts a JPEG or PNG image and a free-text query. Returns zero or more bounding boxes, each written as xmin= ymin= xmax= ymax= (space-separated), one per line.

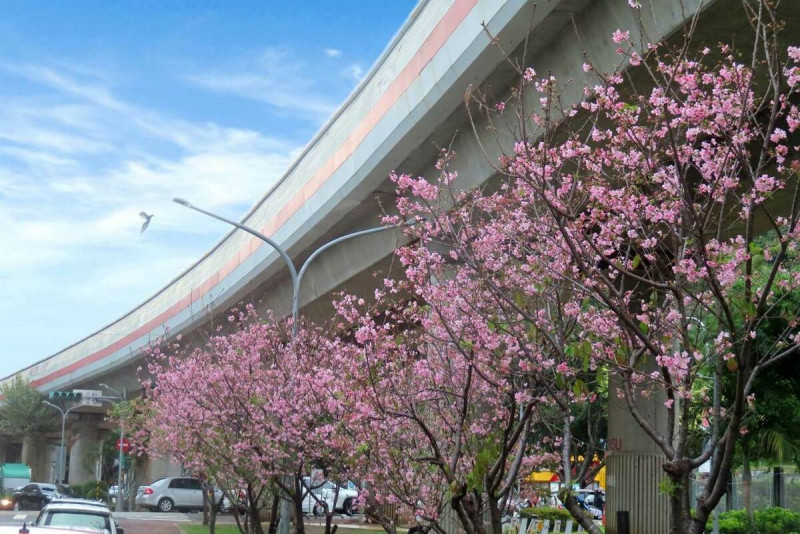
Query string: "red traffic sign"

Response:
xmin=116 ymin=438 xmax=131 ymax=453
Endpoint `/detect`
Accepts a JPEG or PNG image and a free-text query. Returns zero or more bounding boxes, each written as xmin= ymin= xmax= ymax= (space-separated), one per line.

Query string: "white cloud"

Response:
xmin=0 ymin=60 xmax=300 ymax=285
xmin=0 ymin=62 xmax=126 ymax=111
xmin=343 ymin=64 xmax=366 ymax=82
xmin=324 ymin=48 xmax=342 ymax=58
xmin=184 ymin=47 xmax=344 ymax=120
xmin=0 ymin=42 xmax=367 ymax=374
xmin=0 ymin=146 xmax=78 ymax=169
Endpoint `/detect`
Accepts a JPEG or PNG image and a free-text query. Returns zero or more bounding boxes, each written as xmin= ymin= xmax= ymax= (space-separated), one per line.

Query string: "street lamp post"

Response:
xmin=42 ymin=401 xmax=82 ymax=484
xmin=174 ymin=197 xmax=411 ymax=534
xmin=100 ymin=383 xmax=127 ymax=513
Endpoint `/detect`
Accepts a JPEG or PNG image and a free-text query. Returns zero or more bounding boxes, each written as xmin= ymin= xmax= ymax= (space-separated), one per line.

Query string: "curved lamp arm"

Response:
xmin=294 ymin=220 xmax=415 ymax=330
xmin=174 ymin=198 xmax=299 ymax=295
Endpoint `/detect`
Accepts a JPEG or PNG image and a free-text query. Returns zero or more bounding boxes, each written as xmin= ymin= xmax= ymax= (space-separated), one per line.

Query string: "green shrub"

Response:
xmin=708 ymin=507 xmax=800 ymax=534
xmin=69 ymin=481 xmax=108 ymax=500
xmin=520 ymin=506 xmax=572 ymax=522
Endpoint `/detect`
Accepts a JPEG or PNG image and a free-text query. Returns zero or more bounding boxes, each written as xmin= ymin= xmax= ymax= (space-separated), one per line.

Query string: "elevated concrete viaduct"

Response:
xmin=3 ymin=0 xmax=779 ymax=531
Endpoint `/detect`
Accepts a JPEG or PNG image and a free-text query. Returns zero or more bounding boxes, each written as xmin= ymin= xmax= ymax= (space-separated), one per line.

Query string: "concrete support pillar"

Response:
xmin=43 ymin=443 xmax=60 ymax=484
xmin=22 ymin=436 xmax=49 ymax=483
xmin=143 ymin=456 xmax=183 ymax=484
xmin=68 ymin=423 xmax=98 ymax=485
xmin=20 ymin=436 xmax=35 ymax=469
xmin=605 ymin=373 xmax=670 ymax=534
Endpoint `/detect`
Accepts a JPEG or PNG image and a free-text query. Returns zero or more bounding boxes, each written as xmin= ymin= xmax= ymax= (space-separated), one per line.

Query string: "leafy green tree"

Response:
xmin=723 ymin=234 xmax=800 ymax=520
xmin=0 ymin=377 xmax=57 ymax=438
xmin=738 ymin=361 xmax=800 ymax=518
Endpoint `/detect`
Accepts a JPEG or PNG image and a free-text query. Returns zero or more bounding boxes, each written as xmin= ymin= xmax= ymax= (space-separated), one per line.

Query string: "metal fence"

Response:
xmin=691 ymin=469 xmax=800 ymax=513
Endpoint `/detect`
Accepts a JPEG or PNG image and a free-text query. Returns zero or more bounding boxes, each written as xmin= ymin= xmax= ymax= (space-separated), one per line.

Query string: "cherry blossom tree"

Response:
xmin=332 ymin=267 xmax=597 ymax=534
xmin=133 ymin=308 xmax=353 ymax=534
xmin=134 ymin=311 xmax=289 ymax=534
xmin=368 ymin=2 xmax=800 ymax=532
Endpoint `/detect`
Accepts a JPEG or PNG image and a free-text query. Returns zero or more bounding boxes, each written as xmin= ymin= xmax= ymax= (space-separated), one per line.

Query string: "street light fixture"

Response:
xmin=42 ymin=401 xmax=82 ymax=484
xmin=173 ymin=197 xmax=412 ymax=334
xmin=100 ymin=383 xmax=127 ymax=513
xmin=174 ymin=197 xmax=413 ymax=534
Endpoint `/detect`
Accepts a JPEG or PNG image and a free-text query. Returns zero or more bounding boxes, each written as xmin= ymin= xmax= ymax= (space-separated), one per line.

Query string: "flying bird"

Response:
xmin=139 ymin=212 xmax=154 ymax=234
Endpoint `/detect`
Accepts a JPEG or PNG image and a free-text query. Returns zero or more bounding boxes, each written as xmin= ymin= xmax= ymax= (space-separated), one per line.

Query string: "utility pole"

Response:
xmin=100 ymin=382 xmax=127 ymax=513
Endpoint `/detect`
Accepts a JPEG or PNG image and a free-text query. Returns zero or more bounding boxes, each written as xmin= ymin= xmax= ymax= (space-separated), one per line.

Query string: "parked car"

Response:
xmin=300 ymin=478 xmax=358 ymax=516
xmin=34 ymin=501 xmax=122 ymax=534
xmin=549 ymin=490 xmax=603 ymax=520
xmin=574 ymin=489 xmax=604 ymax=511
xmin=135 ymin=477 xmax=221 ymax=512
xmin=13 ymin=483 xmax=75 ymax=511
xmin=0 ymin=526 xmax=103 ymax=534
xmin=219 ymin=489 xmax=248 ymax=514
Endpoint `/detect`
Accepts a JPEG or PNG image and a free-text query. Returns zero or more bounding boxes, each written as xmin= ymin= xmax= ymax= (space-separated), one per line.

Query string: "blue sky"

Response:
xmin=0 ymin=1 xmax=416 ymax=378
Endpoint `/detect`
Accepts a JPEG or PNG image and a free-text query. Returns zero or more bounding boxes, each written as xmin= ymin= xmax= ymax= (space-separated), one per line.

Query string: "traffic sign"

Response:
xmin=73 ymin=389 xmax=103 ymax=407
xmin=116 ymin=438 xmax=131 ymax=453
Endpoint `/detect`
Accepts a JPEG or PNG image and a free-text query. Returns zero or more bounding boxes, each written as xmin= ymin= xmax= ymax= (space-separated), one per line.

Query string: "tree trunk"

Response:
xmin=452 ymin=492 xmax=484 ymax=534
xmin=292 ymin=486 xmax=306 ymax=534
xmin=559 ymin=490 xmax=602 ymax=534
xmin=465 ymin=492 xmax=487 ymax=534
xmin=241 ymin=484 xmax=263 ymax=534
xmin=208 ymin=487 xmax=218 ymax=534
xmin=203 ymin=487 xmax=210 ymax=526
xmin=324 ymin=485 xmax=340 ymax=534
xmin=486 ymin=493 xmax=502 ymax=534
xmin=250 ymin=505 xmax=264 ymax=534
xmin=230 ymin=498 xmax=248 ymax=534
xmin=667 ymin=472 xmax=687 ymax=534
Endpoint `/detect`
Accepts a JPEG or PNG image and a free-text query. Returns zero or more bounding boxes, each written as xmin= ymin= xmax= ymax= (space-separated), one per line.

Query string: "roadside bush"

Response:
xmin=70 ymin=481 xmax=108 ymax=500
xmin=708 ymin=507 xmax=800 ymax=534
xmin=519 ymin=506 xmax=573 ymax=523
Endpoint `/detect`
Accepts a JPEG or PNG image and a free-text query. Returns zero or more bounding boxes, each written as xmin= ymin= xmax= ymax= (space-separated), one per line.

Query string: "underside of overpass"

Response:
xmin=3 ymin=0 xmax=798 ymax=531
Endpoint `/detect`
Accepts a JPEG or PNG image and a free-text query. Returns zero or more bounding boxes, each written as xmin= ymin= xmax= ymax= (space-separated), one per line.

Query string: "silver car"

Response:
xmin=135 ymin=477 xmax=221 ymax=512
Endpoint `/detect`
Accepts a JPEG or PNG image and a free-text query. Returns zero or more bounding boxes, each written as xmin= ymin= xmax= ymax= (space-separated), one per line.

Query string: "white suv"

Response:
xmin=34 ymin=501 xmax=122 ymax=534
xmin=301 ymin=479 xmax=358 ymax=516
xmin=135 ymin=477 xmax=221 ymax=512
